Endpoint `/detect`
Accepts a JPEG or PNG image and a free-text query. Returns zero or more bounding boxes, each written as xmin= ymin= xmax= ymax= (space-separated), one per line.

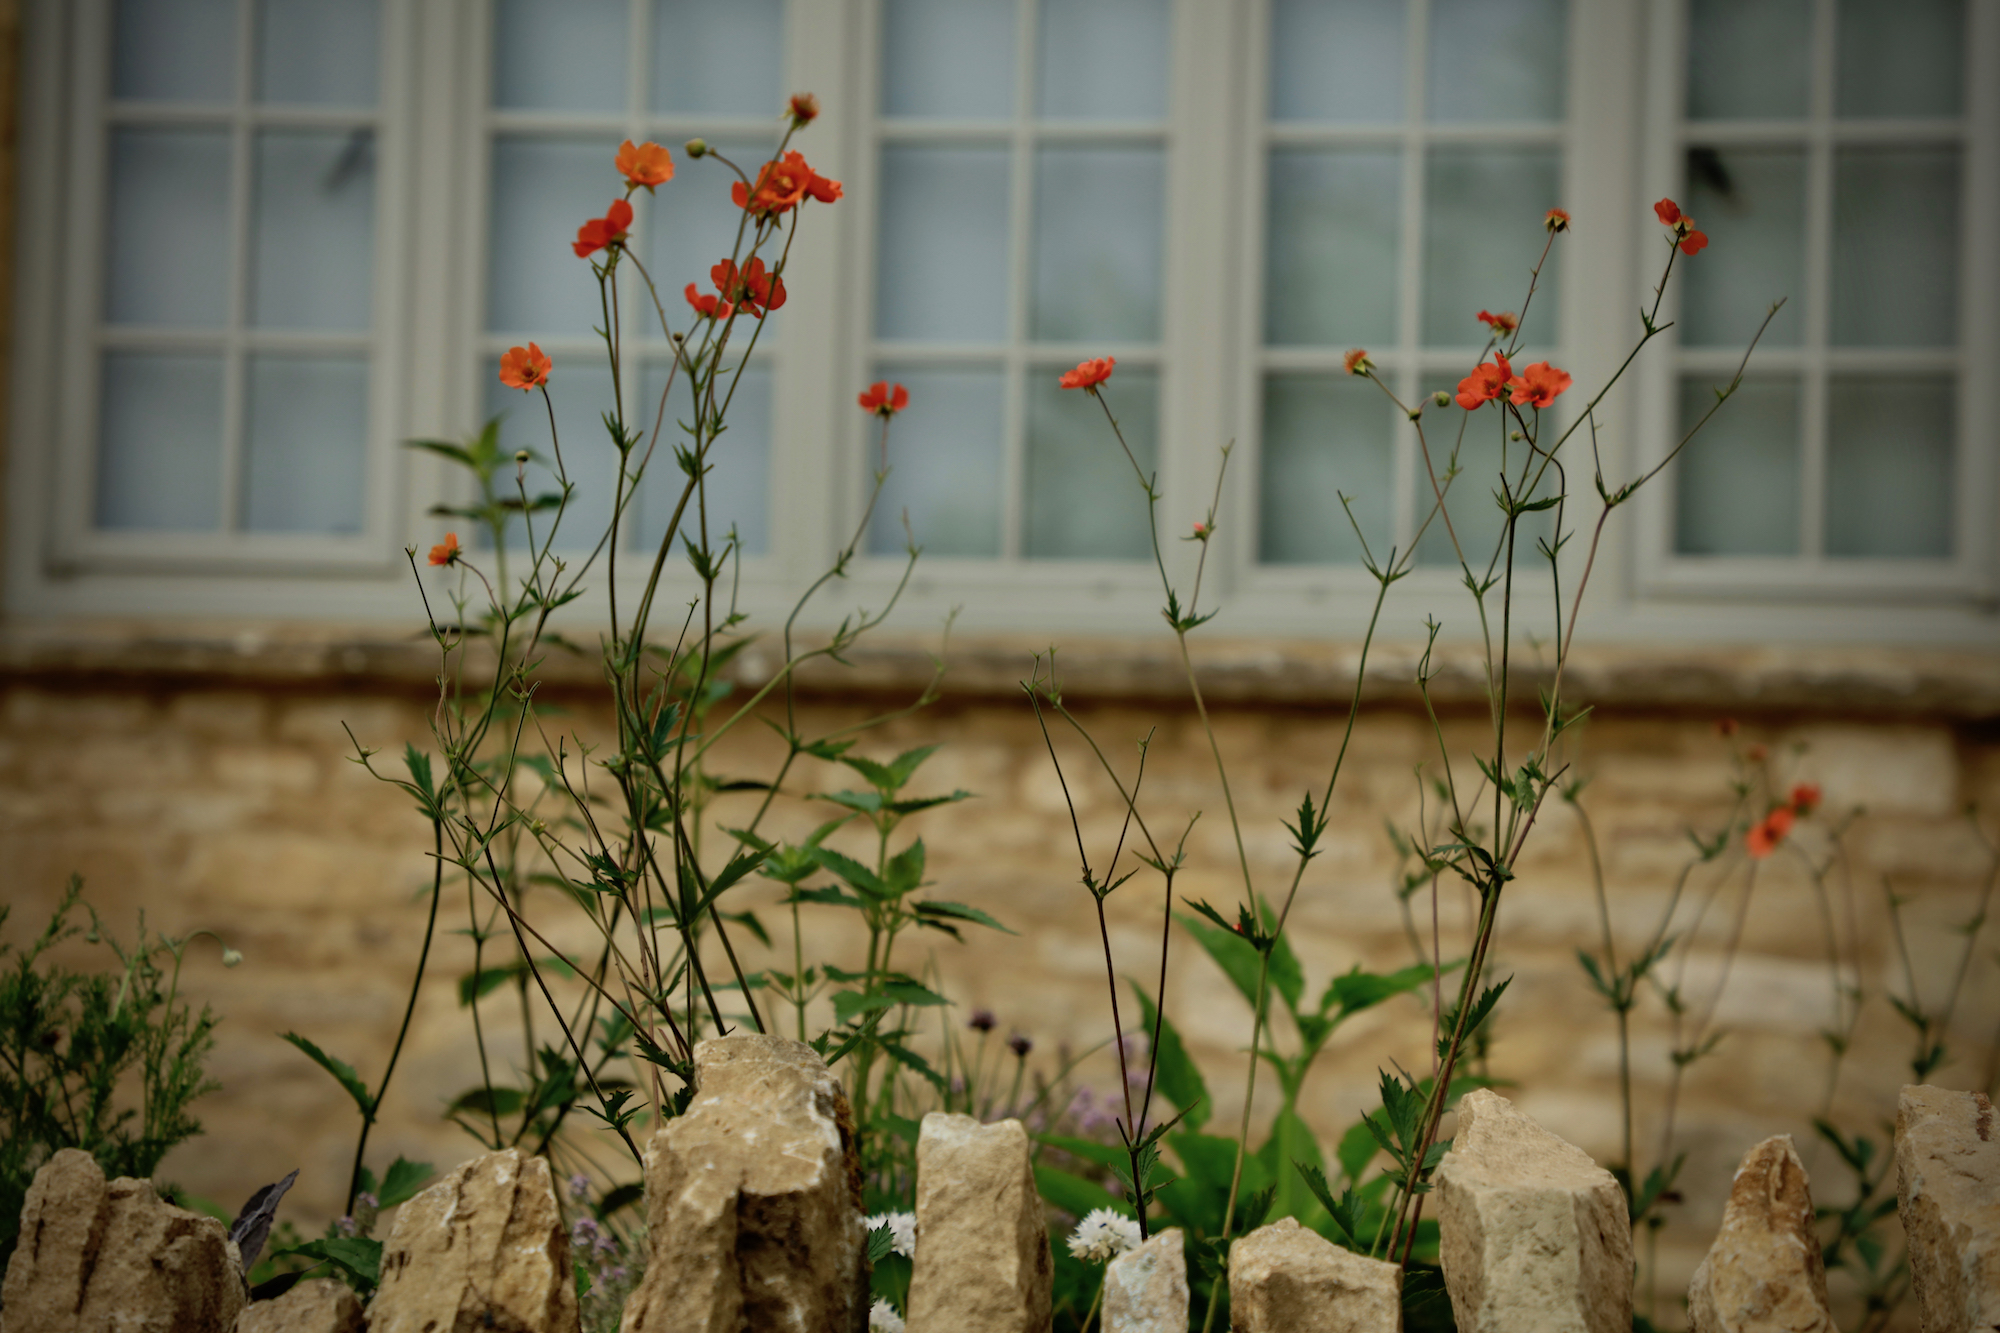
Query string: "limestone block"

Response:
xmin=1227 ymin=1217 xmax=1400 ymax=1332
xmin=1105 ymin=1227 xmax=1190 ymax=1333
xmin=620 ymin=1034 xmax=867 ymax=1333
xmin=907 ymin=1112 xmax=1053 ymax=1333
xmin=1686 ymin=1135 xmax=1835 ymax=1333
xmin=1895 ymin=1084 xmax=2000 ymax=1332
xmin=235 ymin=1278 xmax=365 ymax=1333
xmin=1434 ymin=1089 xmax=1632 ymax=1333
xmin=370 ymin=1147 xmax=578 ymax=1333
xmin=0 ymin=1147 xmax=248 ymax=1333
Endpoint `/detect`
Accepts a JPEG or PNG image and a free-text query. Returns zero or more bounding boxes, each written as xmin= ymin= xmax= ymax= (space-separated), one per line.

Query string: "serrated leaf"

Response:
xmin=377 ymin=1158 xmax=434 ymax=1210
xmin=1130 ymin=981 xmax=1207 ymax=1131
xmin=280 ymin=1032 xmax=372 ymax=1113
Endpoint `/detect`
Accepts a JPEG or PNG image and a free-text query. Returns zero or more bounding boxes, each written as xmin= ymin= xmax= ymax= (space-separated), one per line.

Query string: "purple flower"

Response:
xmin=1008 ymin=1032 xmax=1032 ymax=1058
xmin=968 ymin=1008 xmax=996 ymax=1033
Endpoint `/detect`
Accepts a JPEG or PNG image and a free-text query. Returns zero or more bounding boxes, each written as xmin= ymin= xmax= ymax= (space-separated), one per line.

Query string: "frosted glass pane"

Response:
xmin=876 ymin=147 xmax=1012 ymax=341
xmin=252 ymin=130 xmax=375 ymax=330
xmin=492 ymin=0 xmax=625 ymax=112
xmin=96 ymin=352 xmax=223 ymax=531
xmin=1679 ymin=149 xmax=1805 ymax=346
xmin=1423 ymin=147 xmax=1562 ymax=345
xmin=1673 ymin=376 xmax=1800 ymax=555
xmin=1259 ymin=375 xmax=1392 ymax=565
xmin=1837 ymin=0 xmax=1965 ymax=118
xmin=882 ymin=0 xmax=1016 ymax=119
xmin=1038 ymin=0 xmax=1169 ymax=120
xmin=105 ymin=129 xmax=231 ymax=327
xmin=1831 ymin=149 xmax=1959 ymax=347
xmin=1686 ymin=0 xmax=1810 ymax=120
xmin=1265 ymin=149 xmax=1399 ymax=346
xmin=483 ymin=360 xmax=621 ymax=550
xmin=1031 ymin=147 xmax=1164 ymax=342
xmin=1414 ymin=376 xmax=1553 ymax=568
xmin=1024 ymin=368 xmax=1157 ymax=559
xmin=1270 ymin=0 xmax=1404 ymax=124
xmin=257 ymin=0 xmax=378 ymax=105
xmin=653 ymin=0 xmax=784 ymax=116
xmin=649 ymin=138 xmax=783 ymax=327
xmin=243 ymin=356 xmax=368 ymax=533
xmin=867 ymin=366 xmax=1005 ymax=557
xmin=1427 ymin=0 xmax=1566 ymax=123
xmin=114 ymin=0 xmax=235 ymax=102
xmin=488 ymin=138 xmax=609 ymax=337
xmin=635 ymin=360 xmax=770 ymax=556
xmin=1825 ymin=375 xmax=1954 ymax=558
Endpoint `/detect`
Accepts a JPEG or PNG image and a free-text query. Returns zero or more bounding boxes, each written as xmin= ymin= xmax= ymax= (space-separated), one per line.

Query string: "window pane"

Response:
xmin=1825 ymin=375 xmax=1953 ymax=558
xmin=113 ymin=0 xmax=235 ymax=102
xmin=1259 ymin=374 xmax=1392 ymax=565
xmin=492 ymin=0 xmax=626 ymax=112
xmin=1037 ymin=0 xmax=1169 ymax=120
xmin=482 ymin=360 xmax=621 ymax=550
xmin=96 ymin=352 xmax=223 ymax=531
xmin=1031 ymin=147 xmax=1164 ymax=342
xmin=251 ymin=130 xmax=376 ymax=331
xmin=1269 ymin=0 xmax=1404 ymax=124
xmin=882 ymin=0 xmax=1016 ymax=119
xmin=257 ymin=0 xmax=378 ymax=106
xmin=635 ymin=360 xmax=770 ymax=556
xmin=876 ymin=147 xmax=1012 ymax=341
xmin=488 ymin=138 xmax=610 ymax=337
xmin=1024 ymin=368 xmax=1157 ymax=559
xmin=652 ymin=0 xmax=784 ymax=116
xmin=1265 ymin=149 xmax=1400 ymax=346
xmin=1679 ymin=148 xmax=1805 ymax=346
xmin=1673 ymin=375 xmax=1800 ymax=556
xmin=649 ymin=138 xmax=783 ymax=320
xmin=1836 ymin=0 xmax=1965 ymax=118
xmin=106 ymin=129 xmax=232 ymax=327
xmin=1831 ymin=148 xmax=1959 ymax=347
xmin=1426 ymin=0 xmax=1566 ymax=123
xmin=868 ymin=366 xmax=1006 ymax=557
xmin=1422 ymin=147 xmax=1562 ymax=345
xmin=1686 ymin=0 xmax=1811 ymax=120
xmin=242 ymin=356 xmax=368 ymax=533
xmin=1414 ymin=378 xmax=1553 ymax=568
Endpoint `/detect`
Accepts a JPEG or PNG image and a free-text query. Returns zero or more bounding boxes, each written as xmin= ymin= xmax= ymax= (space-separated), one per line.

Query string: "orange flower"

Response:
xmin=1476 ymin=310 xmax=1519 ymax=336
xmin=498 ymin=343 xmax=551 ymax=391
xmin=1545 ymin=207 xmax=1570 ymax=232
xmin=788 ymin=92 xmax=820 ymax=125
xmin=733 ymin=151 xmax=842 ymax=213
xmin=427 ymin=533 xmax=461 ymax=567
xmin=1746 ymin=743 xmax=1769 ymax=763
xmin=1189 ymin=521 xmax=1211 ymax=541
xmin=710 ymin=257 xmax=786 ymax=317
xmin=1060 ymin=357 xmax=1116 ymax=390
xmin=1454 ymin=354 xmax=1513 ymax=410
xmin=1790 ymin=783 xmax=1822 ymax=816
xmin=684 ymin=281 xmax=733 ymax=321
xmin=1654 ymin=198 xmax=1683 ymax=226
xmin=805 ymin=167 xmax=843 ymax=204
xmin=615 ymin=139 xmax=674 ymax=191
xmin=1343 ymin=348 xmax=1374 ymax=376
xmin=1679 ymin=228 xmax=1709 ymax=256
xmin=858 ymin=381 xmax=909 ymax=416
xmin=1507 ymin=360 xmax=1572 ymax=409
xmin=1716 ymin=717 xmax=1739 ymax=737
xmin=1654 ymin=197 xmax=1708 ymax=255
xmin=573 ymin=199 xmax=634 ymax=259
xmin=1746 ymin=805 xmax=1796 ymax=859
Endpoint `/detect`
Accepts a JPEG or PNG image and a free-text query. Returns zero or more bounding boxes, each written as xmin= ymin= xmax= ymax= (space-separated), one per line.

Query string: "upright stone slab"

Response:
xmin=620 ymin=1034 xmax=867 ymax=1333
xmin=235 ymin=1278 xmax=365 ymax=1333
xmin=1686 ymin=1135 xmax=1835 ymax=1333
xmin=1227 ymin=1217 xmax=1401 ymax=1333
xmin=906 ymin=1112 xmax=1052 ymax=1333
xmin=0 ymin=1147 xmax=247 ymax=1333
xmin=370 ymin=1147 xmax=578 ymax=1333
xmin=1105 ymin=1227 xmax=1190 ymax=1333
xmin=1433 ymin=1089 xmax=1632 ymax=1333
xmin=1896 ymin=1084 xmax=2000 ymax=1332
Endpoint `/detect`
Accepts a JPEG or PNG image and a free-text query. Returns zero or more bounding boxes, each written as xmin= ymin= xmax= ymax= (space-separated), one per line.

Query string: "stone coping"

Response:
xmin=1 ymin=618 xmax=1996 ymax=718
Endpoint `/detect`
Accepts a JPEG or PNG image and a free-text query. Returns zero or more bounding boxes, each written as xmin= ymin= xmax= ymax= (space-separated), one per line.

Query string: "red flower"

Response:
xmin=858 ymin=381 xmax=909 ymax=416
xmin=1454 ymin=354 xmax=1513 ymax=410
xmin=684 ymin=281 xmax=733 ymax=322
xmin=788 ymin=92 xmax=820 ymax=125
xmin=1746 ymin=805 xmax=1796 ymax=860
xmin=1190 ymin=521 xmax=1211 ymax=540
xmin=1655 ymin=197 xmax=1708 ymax=255
xmin=732 ymin=150 xmax=841 ymax=215
xmin=710 ymin=257 xmax=786 ymax=317
xmin=573 ymin=199 xmax=634 ymax=259
xmin=1507 ymin=360 xmax=1572 ymax=409
xmin=1716 ymin=717 xmax=1739 ymax=737
xmin=498 ymin=343 xmax=551 ymax=391
xmin=1545 ymin=207 xmax=1570 ymax=233
xmin=1790 ymin=783 xmax=1822 ymax=816
xmin=1343 ymin=348 xmax=1374 ymax=376
xmin=1746 ymin=743 xmax=1769 ymax=763
xmin=805 ymin=168 xmax=843 ymax=204
xmin=427 ymin=533 xmax=461 ymax=567
xmin=1476 ymin=310 xmax=1519 ymax=337
xmin=1654 ymin=198 xmax=1683 ymax=226
xmin=615 ymin=139 xmax=674 ymax=191
xmin=1679 ymin=228 xmax=1709 ymax=256
xmin=1060 ymin=357 xmax=1116 ymax=390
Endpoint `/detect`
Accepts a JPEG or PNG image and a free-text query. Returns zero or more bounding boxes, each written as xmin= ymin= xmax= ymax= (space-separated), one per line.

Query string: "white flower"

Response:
xmin=868 ymin=1298 xmax=906 ymax=1333
xmin=1066 ymin=1207 xmax=1142 ymax=1264
xmin=863 ymin=1211 xmax=916 ymax=1259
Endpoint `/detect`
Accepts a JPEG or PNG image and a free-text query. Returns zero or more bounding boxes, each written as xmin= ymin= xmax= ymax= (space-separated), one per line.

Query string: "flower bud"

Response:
xmin=222 ymin=947 xmax=243 ymax=968
xmin=684 ymin=138 xmax=707 ymax=158
xmin=514 ymin=450 xmax=531 ymax=464
xmin=1433 ymin=391 xmax=1451 ymax=407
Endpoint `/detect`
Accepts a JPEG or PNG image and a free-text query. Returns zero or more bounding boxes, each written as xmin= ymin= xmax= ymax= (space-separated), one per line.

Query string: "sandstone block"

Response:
xmin=1227 ymin=1217 xmax=1400 ymax=1332
xmin=1434 ymin=1088 xmax=1632 ymax=1333
xmin=907 ymin=1112 xmax=1052 ymax=1333
xmin=0 ymin=1147 xmax=248 ymax=1333
xmin=1686 ymin=1135 xmax=1835 ymax=1333
xmin=370 ymin=1147 xmax=578 ymax=1333
xmin=1895 ymin=1084 xmax=2000 ymax=1332
xmin=235 ymin=1278 xmax=365 ymax=1333
xmin=1105 ymin=1227 xmax=1190 ymax=1333
xmin=620 ymin=1034 xmax=867 ymax=1333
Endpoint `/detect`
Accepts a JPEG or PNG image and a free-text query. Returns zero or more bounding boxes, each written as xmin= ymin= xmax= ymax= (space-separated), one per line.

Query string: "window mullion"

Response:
xmin=1001 ymin=0 xmax=1038 ymax=563
xmin=1394 ymin=0 xmax=1431 ymax=557
xmin=1798 ymin=0 xmax=1838 ymax=562
xmin=219 ymin=0 xmax=258 ymax=538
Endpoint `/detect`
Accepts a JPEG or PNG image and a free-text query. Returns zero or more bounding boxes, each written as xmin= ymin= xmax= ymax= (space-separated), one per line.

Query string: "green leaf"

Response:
xmin=1323 ymin=960 xmax=1455 ymax=1020
xmin=448 ymin=1086 xmax=526 ymax=1118
xmin=1335 ymin=1118 xmax=1378 ymax=1184
xmin=1254 ymin=1108 xmax=1325 ymax=1226
xmin=280 ymin=1032 xmax=372 ymax=1113
xmin=1036 ymin=1133 xmax=1131 ymax=1171
xmin=1294 ymin=1161 xmax=1367 ymax=1250
xmin=457 ymin=967 xmax=514 ymax=1007
xmin=1033 ymin=1164 xmax=1124 ymax=1220
xmin=1130 ymin=981 xmax=1208 ymax=1131
xmin=279 ymin=1236 xmax=382 ymax=1288
xmin=1177 ymin=912 xmax=1264 ymax=1013
xmin=832 ymin=990 xmax=894 ymax=1024
xmin=913 ymin=900 xmax=1016 ymax=935
xmin=879 ymin=980 xmax=950 ymax=1008
xmin=882 ymin=840 xmax=927 ymax=896
xmin=376 ymin=1158 xmax=434 ymax=1210
xmin=882 ymin=1041 xmax=950 ymax=1097
xmin=807 ymin=846 xmax=893 ymax=901
xmin=867 ymin=1225 xmax=898 ymax=1264
xmin=884 ymin=744 xmax=945 ymax=790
